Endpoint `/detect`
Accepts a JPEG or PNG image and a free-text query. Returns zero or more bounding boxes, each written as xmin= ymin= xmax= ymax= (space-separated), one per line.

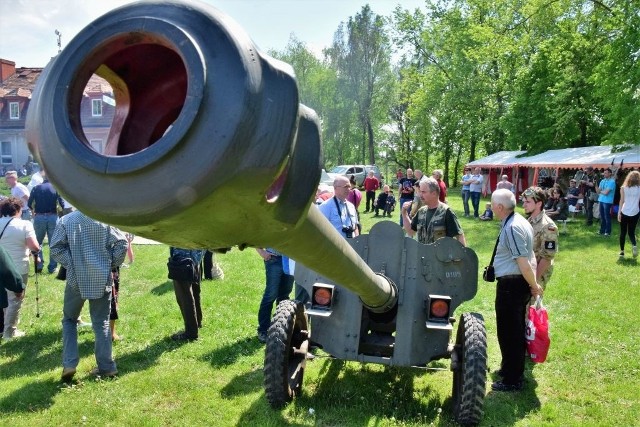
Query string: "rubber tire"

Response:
xmin=451 ymin=312 xmax=487 ymax=425
xmin=264 ymin=300 xmax=309 ymax=408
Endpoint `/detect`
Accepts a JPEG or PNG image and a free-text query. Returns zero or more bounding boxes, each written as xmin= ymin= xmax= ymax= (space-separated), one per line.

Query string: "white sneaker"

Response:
xmin=211 ymin=265 xmax=224 ymax=280
xmin=633 ymin=246 xmax=638 ymax=258
xmin=3 ymin=329 xmax=25 ymax=340
xmin=619 ymin=251 xmax=624 ymax=258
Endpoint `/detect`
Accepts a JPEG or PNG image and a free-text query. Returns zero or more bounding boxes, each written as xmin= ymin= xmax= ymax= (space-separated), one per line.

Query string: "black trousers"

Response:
xmin=173 ymin=278 xmax=202 ymax=338
xmin=495 ymin=276 xmax=531 ymax=385
xmin=365 ymin=191 xmax=376 ymax=211
xmin=203 ymin=250 xmax=213 ymax=279
xmin=585 ymin=197 xmax=595 ymax=225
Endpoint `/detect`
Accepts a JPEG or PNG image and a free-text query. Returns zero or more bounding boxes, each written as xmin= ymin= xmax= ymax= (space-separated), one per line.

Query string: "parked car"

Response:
xmin=319 ymin=169 xmax=336 ymax=186
xmin=329 ymin=165 xmax=382 ymax=187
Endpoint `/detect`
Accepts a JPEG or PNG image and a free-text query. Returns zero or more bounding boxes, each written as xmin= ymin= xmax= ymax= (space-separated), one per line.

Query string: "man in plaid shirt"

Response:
xmin=50 ymin=210 xmax=128 ymax=382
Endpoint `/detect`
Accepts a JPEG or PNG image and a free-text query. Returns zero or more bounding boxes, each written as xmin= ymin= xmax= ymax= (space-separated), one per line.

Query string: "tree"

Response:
xmin=327 ymin=5 xmax=394 ymax=165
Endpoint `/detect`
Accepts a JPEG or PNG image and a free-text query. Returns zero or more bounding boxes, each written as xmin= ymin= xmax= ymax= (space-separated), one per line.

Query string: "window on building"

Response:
xmin=92 ymin=99 xmax=103 ymax=117
xmin=89 ymin=139 xmax=104 ymax=154
xmin=9 ymin=102 xmax=20 ymax=119
xmin=1 ymin=141 xmax=12 ymax=165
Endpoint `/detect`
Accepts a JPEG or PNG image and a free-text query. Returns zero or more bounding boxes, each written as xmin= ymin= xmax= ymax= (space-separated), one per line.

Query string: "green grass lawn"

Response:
xmin=1 ymin=189 xmax=638 ymax=426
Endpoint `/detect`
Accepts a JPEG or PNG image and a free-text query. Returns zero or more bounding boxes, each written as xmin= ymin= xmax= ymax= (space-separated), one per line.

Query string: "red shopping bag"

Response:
xmin=525 ymin=297 xmax=550 ymax=363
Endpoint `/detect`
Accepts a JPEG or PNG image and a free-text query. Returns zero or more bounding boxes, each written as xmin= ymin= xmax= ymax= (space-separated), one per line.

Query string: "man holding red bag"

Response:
xmin=490 ymin=189 xmax=543 ymax=392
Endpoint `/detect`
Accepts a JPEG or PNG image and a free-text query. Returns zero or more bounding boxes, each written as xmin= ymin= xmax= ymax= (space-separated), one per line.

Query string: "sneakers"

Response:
xmin=61 ymin=367 xmax=76 ymax=382
xmin=90 ymin=367 xmax=118 ymax=378
xmin=204 ymin=265 xmax=223 ymax=280
xmin=211 ymin=265 xmax=224 ymax=280
xmin=257 ymin=331 xmax=268 ymax=343
xmin=2 ymin=329 xmax=26 ymax=340
xmin=491 ymin=380 xmax=523 ymax=392
xmin=633 ymin=246 xmax=638 ymax=258
xmin=619 ymin=251 xmax=625 ymax=259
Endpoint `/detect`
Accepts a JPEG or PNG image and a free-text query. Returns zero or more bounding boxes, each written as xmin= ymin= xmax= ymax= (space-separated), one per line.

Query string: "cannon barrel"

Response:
xmin=26 ymin=0 xmax=397 ymax=313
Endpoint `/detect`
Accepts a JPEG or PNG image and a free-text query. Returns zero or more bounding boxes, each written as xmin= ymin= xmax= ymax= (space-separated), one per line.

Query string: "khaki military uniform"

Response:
xmin=528 ymin=211 xmax=558 ymax=289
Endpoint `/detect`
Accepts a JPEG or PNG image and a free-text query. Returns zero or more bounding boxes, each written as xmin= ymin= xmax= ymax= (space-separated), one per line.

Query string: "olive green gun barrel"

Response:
xmin=25 ymin=0 xmax=397 ymax=313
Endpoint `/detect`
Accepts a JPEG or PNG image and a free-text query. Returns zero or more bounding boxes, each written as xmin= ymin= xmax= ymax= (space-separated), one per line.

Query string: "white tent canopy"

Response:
xmin=468 ymin=145 xmax=640 ymax=169
xmin=516 ymin=146 xmax=640 ymax=169
xmin=466 ymin=145 xmax=639 ymax=194
xmin=467 ymin=150 xmax=526 ymax=168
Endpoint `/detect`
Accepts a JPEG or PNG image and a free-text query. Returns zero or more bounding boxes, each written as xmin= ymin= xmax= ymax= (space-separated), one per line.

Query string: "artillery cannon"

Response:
xmin=26 ymin=1 xmax=487 ymax=424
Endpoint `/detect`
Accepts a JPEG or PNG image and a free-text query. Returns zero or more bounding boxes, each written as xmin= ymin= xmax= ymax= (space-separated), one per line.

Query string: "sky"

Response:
xmin=0 ymin=0 xmax=426 ymax=68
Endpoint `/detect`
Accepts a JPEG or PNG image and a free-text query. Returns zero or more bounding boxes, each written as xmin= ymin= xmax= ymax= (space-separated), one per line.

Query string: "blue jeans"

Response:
xmin=599 ymin=202 xmax=612 ymax=235
xmin=258 ymin=256 xmax=294 ymax=334
xmin=461 ymin=189 xmax=471 ymax=216
xmin=399 ymin=197 xmax=412 ymax=226
xmin=62 ymin=284 xmax=116 ymax=373
xmin=470 ymin=192 xmax=482 ymax=217
xmin=34 ymin=213 xmax=58 ymax=272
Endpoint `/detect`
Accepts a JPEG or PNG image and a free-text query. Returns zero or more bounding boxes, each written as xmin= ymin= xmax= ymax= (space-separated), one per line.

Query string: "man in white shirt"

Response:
xmin=5 ymin=171 xmax=31 ymax=220
xmin=469 ymin=167 xmax=484 ymax=218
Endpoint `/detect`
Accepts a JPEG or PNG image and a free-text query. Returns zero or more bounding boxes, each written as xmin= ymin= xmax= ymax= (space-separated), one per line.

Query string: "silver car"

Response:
xmin=329 ymin=165 xmax=382 ymax=187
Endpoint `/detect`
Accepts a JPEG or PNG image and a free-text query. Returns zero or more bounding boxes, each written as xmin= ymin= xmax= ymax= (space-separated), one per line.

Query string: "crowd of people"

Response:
xmin=3 ymin=163 xmax=638 ymax=393
xmin=1 ymin=169 xmax=225 ymax=382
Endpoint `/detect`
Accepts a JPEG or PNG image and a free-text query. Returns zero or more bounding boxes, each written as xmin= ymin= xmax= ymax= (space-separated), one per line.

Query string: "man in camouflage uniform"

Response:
xmin=521 ymin=186 xmax=558 ymax=291
xmin=401 ymin=177 xmax=466 ymax=246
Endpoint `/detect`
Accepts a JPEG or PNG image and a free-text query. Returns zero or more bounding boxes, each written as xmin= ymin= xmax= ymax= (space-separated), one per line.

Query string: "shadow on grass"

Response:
xmin=616 ymin=257 xmax=638 ymax=267
xmin=482 ymin=363 xmax=541 ymax=424
xmin=201 ymin=336 xmax=263 ymax=368
xmin=0 ymin=329 xmax=90 ymax=377
xmin=0 ymin=378 xmax=61 ymax=414
xmin=235 ymin=357 xmax=456 ymax=426
xmin=150 ymin=281 xmax=174 ymax=296
xmin=220 ymin=368 xmax=264 ymax=398
xmin=116 ymin=336 xmax=188 ymax=374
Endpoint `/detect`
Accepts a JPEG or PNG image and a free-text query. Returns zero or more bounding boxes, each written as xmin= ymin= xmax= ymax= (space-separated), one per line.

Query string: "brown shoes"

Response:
xmin=61 ymin=367 xmax=76 ymax=382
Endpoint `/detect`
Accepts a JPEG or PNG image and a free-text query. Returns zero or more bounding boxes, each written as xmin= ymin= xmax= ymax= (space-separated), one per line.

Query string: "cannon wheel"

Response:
xmin=451 ymin=312 xmax=487 ymax=425
xmin=264 ymin=300 xmax=309 ymax=408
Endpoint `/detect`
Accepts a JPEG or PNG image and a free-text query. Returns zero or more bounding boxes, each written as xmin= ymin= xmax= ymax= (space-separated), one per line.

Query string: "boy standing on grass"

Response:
xmin=521 ymin=186 xmax=558 ymax=304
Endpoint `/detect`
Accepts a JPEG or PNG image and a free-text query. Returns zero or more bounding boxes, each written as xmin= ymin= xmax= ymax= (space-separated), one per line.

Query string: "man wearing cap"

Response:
xmin=521 ymin=186 xmax=558 ymax=291
xmin=4 ymin=171 xmax=31 ymax=220
xmin=579 ymin=166 xmax=598 ymax=226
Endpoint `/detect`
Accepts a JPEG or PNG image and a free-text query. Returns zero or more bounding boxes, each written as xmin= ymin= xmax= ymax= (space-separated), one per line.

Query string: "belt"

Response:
xmin=497 ymin=274 xmax=523 ymax=280
xmin=35 ymin=212 xmax=57 ymax=215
